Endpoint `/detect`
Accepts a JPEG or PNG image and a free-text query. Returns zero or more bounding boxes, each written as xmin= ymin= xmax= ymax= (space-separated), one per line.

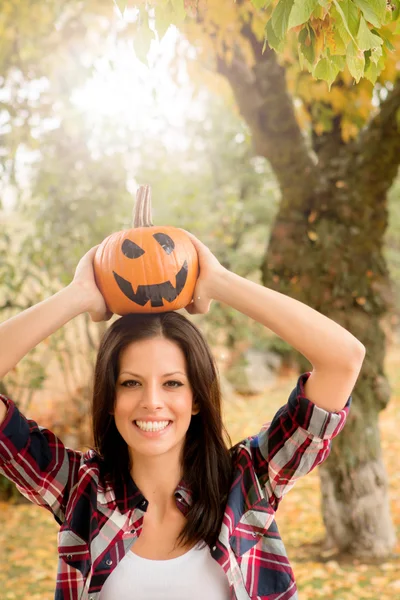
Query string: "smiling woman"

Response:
xmin=0 ymin=224 xmax=364 ymax=599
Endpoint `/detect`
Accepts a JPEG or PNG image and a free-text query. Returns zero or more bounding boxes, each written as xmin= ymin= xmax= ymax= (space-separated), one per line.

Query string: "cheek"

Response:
xmin=114 ymin=393 xmax=135 ymax=420
xmin=174 ymin=393 xmax=195 ymax=418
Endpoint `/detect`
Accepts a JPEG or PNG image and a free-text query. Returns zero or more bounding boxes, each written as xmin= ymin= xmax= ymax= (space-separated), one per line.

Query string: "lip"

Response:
xmin=132 ymin=420 xmax=173 ymax=438
xmin=133 ymin=418 xmax=173 ymax=422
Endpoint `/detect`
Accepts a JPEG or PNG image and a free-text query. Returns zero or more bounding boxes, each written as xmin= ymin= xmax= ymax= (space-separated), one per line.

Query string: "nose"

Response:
xmin=140 ymin=382 xmax=164 ymax=411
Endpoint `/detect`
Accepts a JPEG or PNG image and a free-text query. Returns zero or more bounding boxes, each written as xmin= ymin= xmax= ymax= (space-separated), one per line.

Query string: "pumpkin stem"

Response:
xmin=133 ymin=184 xmax=153 ymax=227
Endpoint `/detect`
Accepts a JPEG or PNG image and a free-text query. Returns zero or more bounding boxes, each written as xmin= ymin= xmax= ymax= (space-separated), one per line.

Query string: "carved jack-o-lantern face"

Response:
xmin=93 ymin=186 xmax=198 ymax=315
xmin=114 ymin=232 xmax=189 ymax=308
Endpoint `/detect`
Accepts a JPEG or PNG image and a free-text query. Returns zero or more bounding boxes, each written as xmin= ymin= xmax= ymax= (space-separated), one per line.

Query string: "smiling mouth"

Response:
xmin=113 ymin=261 xmax=188 ymax=307
xmin=133 ymin=421 xmax=173 ymax=434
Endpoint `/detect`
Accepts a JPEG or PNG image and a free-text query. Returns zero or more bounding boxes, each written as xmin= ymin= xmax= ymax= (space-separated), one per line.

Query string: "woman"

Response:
xmin=0 ymin=232 xmax=365 ymax=600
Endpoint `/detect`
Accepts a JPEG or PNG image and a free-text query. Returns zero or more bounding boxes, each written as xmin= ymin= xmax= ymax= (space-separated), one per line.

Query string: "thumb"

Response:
xmin=185 ymin=295 xmax=212 ymax=315
xmin=89 ymin=309 xmax=113 ymax=323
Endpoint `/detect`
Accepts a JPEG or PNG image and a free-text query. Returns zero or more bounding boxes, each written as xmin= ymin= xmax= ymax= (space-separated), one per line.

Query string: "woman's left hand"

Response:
xmin=180 ymin=230 xmax=227 ymax=315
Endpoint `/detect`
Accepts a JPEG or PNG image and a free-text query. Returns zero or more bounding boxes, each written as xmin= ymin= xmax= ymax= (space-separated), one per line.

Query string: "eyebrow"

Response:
xmin=119 ymin=371 xmax=187 ymax=378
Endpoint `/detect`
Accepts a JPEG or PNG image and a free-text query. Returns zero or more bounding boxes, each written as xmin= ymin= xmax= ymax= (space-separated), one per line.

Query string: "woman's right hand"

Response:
xmin=71 ymin=246 xmax=113 ymax=322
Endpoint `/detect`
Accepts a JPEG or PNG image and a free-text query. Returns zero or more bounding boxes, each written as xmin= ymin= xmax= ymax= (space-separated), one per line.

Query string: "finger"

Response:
xmin=90 ymin=310 xmax=112 ymax=323
xmin=85 ymin=245 xmax=100 ymax=259
xmin=178 ymin=229 xmax=200 ymax=244
xmin=184 ymin=304 xmax=195 ymax=315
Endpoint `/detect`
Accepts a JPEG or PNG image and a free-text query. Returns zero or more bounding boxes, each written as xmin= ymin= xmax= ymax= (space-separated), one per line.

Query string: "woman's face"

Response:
xmin=114 ymin=336 xmax=199 ymax=462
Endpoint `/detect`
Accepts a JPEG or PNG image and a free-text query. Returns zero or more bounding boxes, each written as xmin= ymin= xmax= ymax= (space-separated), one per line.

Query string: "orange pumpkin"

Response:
xmin=93 ymin=185 xmax=198 ymax=315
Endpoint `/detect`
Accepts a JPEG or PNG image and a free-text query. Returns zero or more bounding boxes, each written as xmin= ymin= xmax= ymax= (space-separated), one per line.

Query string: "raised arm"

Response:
xmin=0 ymin=246 xmax=111 ymax=381
xmin=185 ymin=232 xmax=364 ymax=507
xmin=184 ymin=231 xmax=365 ymax=412
xmin=212 ymin=269 xmax=364 ymax=411
xmin=0 ymin=246 xmax=111 ymax=519
xmin=0 ymin=284 xmax=84 ymax=428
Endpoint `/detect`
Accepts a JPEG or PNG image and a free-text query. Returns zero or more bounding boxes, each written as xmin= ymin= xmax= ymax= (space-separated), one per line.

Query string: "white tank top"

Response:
xmin=99 ymin=542 xmax=230 ymax=600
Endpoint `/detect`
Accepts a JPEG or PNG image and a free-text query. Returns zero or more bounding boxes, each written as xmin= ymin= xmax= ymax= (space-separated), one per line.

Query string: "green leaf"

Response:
xmin=383 ymin=35 xmax=395 ymax=51
xmin=370 ymin=43 xmax=383 ymax=63
xmin=392 ymin=0 xmax=400 ymax=20
xmin=155 ymin=5 xmax=173 ymax=41
xmin=364 ymin=58 xmax=380 ymax=83
xmin=133 ymin=15 xmax=155 ymax=65
xmin=330 ymin=54 xmax=346 ymax=70
xmin=333 ymin=27 xmax=348 ymax=54
xmin=288 ymin=0 xmax=319 ymax=28
xmin=332 ymin=0 xmax=359 ymax=44
xmin=353 ymin=0 xmax=386 ymax=28
xmin=271 ymin=0 xmax=295 ymax=40
xmin=113 ymin=0 xmax=127 ymax=17
xmin=312 ymin=57 xmax=340 ymax=88
xmin=298 ymin=25 xmax=316 ymax=63
xmin=251 ymin=0 xmax=272 ymax=8
xmin=265 ymin=18 xmax=285 ymax=51
xmin=346 ymin=40 xmax=365 ymax=82
xmin=357 ymin=16 xmax=384 ymax=50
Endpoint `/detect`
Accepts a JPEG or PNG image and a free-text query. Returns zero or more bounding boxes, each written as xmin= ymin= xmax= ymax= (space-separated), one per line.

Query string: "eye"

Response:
xmin=121 ymin=380 xmax=140 ymax=387
xmin=165 ymin=380 xmax=183 ymax=388
xmin=121 ymin=380 xmax=183 ymax=388
xmin=122 ymin=239 xmax=145 ymax=259
xmin=153 ymin=233 xmax=175 ymax=255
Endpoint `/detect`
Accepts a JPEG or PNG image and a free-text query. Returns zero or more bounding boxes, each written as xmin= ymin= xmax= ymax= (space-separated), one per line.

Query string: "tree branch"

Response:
xmin=216 ymin=27 xmax=317 ymax=204
xmin=354 ymin=78 xmax=400 ymax=191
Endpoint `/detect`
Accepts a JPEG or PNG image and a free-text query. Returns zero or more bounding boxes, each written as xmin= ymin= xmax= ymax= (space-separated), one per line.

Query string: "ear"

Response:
xmin=191 ymin=401 xmax=200 ymax=416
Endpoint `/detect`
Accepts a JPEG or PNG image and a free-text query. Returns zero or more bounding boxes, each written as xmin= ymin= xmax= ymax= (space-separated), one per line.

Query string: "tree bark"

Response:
xmin=265 ymin=143 xmax=397 ymax=557
xmin=216 ymin=29 xmax=400 ymax=557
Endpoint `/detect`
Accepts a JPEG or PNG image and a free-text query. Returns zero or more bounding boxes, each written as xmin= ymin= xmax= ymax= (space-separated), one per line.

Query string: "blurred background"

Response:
xmin=1 ymin=1 xmax=400 ymax=598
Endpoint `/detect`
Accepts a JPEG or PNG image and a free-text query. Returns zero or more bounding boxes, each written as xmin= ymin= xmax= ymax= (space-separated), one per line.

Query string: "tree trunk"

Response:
xmin=214 ymin=24 xmax=400 ymax=556
xmin=262 ymin=139 xmax=397 ymax=556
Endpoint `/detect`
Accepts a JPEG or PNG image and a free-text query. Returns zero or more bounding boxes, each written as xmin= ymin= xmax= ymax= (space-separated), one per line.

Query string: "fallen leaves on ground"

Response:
xmin=1 ymin=350 xmax=400 ymax=599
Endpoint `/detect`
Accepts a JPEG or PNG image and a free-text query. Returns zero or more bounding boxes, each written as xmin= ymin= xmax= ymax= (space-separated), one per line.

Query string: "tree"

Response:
xmin=121 ymin=0 xmax=400 ymax=557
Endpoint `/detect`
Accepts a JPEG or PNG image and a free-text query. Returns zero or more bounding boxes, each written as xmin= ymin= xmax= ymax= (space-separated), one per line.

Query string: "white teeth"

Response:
xmin=135 ymin=420 xmax=170 ymax=432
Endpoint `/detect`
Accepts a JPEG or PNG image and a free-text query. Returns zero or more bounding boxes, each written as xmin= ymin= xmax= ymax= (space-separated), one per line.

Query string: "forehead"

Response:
xmin=119 ymin=337 xmax=187 ymax=373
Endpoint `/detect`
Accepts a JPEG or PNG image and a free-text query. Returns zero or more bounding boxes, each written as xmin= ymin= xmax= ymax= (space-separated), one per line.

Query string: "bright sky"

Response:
xmin=1 ymin=20 xmax=205 ymax=213
xmin=71 ymin=23 xmax=204 ymax=150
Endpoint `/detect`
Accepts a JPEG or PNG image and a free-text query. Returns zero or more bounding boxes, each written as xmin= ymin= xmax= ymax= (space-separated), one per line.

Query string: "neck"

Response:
xmin=130 ymin=451 xmax=183 ymax=520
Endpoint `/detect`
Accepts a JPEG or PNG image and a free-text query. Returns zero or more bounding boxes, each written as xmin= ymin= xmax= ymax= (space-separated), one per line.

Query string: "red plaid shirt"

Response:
xmin=0 ymin=373 xmax=350 ymax=600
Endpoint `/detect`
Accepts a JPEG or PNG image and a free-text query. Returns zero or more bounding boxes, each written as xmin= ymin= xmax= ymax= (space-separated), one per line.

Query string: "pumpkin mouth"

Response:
xmin=112 ymin=261 xmax=189 ymax=308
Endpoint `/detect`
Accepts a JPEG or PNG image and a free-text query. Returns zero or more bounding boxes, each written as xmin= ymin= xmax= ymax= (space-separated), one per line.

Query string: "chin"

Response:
xmin=128 ymin=439 xmax=184 ymax=459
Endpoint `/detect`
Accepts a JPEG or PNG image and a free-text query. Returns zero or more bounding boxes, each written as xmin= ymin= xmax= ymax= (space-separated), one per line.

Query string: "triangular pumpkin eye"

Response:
xmin=122 ymin=239 xmax=145 ymax=259
xmin=153 ymin=233 xmax=175 ymax=255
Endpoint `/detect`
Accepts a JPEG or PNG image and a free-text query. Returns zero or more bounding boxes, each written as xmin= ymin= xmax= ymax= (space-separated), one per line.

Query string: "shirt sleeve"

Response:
xmin=0 ymin=395 xmax=85 ymax=525
xmin=248 ymin=372 xmax=351 ymax=511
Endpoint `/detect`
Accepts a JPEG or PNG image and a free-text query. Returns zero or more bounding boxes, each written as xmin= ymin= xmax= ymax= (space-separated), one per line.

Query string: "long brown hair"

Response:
xmin=91 ymin=312 xmax=234 ymax=548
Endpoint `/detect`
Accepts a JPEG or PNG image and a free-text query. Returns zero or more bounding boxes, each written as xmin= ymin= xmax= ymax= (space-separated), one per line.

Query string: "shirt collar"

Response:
xmin=97 ymin=460 xmax=193 ymax=514
xmin=173 ymin=479 xmax=193 ymax=514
